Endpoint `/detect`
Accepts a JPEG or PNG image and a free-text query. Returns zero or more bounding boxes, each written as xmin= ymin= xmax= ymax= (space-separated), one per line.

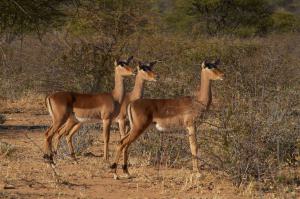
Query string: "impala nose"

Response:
xmin=125 ymin=66 xmax=135 ymax=75
xmin=152 ymin=74 xmax=159 ymax=81
xmin=219 ymin=73 xmax=225 ymax=80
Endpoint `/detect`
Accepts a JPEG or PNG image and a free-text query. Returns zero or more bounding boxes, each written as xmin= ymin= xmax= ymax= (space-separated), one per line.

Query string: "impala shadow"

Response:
xmin=0 ymin=125 xmax=48 ymax=132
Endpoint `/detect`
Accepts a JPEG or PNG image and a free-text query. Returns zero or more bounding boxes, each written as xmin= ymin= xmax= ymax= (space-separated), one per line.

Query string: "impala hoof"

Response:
xmin=70 ymin=153 xmax=77 ymax=160
xmin=113 ymin=174 xmax=119 ymax=180
xmin=71 ymin=159 xmax=79 ymax=164
xmin=110 ymin=163 xmax=117 ymax=169
xmin=192 ymin=172 xmax=201 ymax=178
xmin=122 ymin=173 xmax=132 ymax=179
xmin=43 ymin=154 xmax=55 ymax=164
xmin=43 ymin=154 xmax=52 ymax=160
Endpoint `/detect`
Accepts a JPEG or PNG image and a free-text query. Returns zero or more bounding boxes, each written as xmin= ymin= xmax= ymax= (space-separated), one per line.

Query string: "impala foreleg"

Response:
xmin=187 ymin=125 xmax=199 ymax=172
xmin=118 ymin=119 xmax=126 ymax=139
xmin=102 ymin=119 xmax=112 ymax=161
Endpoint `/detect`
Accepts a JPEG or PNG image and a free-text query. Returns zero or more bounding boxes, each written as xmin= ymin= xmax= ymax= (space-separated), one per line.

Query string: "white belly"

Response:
xmin=156 ymin=123 xmax=167 ymax=131
xmin=155 ymin=119 xmax=187 ymax=132
xmin=74 ymin=115 xmax=100 ymax=123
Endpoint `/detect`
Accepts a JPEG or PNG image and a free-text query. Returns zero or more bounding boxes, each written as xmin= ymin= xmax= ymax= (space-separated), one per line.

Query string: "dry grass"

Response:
xmin=0 ymin=33 xmax=299 ymax=197
xmin=0 ymin=141 xmax=16 ymax=158
xmin=0 ymin=92 xmax=46 ymax=114
xmin=0 ymin=114 xmax=5 ymax=124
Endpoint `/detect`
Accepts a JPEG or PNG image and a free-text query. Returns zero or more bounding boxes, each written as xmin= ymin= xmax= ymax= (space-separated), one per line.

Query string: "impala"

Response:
xmin=116 ymin=61 xmax=158 ymax=138
xmin=43 ymin=56 xmax=134 ymax=162
xmin=110 ymin=59 xmax=224 ymax=179
xmin=52 ymin=61 xmax=158 ymax=157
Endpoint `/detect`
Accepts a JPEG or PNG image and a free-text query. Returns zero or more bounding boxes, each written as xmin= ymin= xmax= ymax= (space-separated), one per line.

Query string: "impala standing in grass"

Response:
xmin=110 ymin=59 xmax=224 ymax=179
xmin=52 ymin=61 xmax=158 ymax=157
xmin=44 ymin=56 xmax=134 ymax=162
xmin=116 ymin=61 xmax=158 ymax=138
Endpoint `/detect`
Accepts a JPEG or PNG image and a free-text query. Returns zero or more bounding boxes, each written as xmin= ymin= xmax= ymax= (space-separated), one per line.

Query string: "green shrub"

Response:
xmin=272 ymin=11 xmax=300 ymax=32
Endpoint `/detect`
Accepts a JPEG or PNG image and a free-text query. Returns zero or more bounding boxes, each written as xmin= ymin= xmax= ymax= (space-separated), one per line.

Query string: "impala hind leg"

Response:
xmin=187 ymin=125 xmax=199 ymax=172
xmin=53 ymin=118 xmax=77 ymax=155
xmin=44 ymin=122 xmax=65 ymax=162
xmin=65 ymin=122 xmax=81 ymax=160
xmin=44 ymin=125 xmax=53 ymax=158
xmin=122 ymin=145 xmax=130 ymax=178
xmin=52 ymin=124 xmax=68 ymax=155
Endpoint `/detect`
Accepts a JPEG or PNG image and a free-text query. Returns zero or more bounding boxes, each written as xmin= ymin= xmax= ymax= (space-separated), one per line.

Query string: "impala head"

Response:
xmin=137 ymin=61 xmax=158 ymax=81
xmin=114 ymin=56 xmax=135 ymax=76
xmin=201 ymin=59 xmax=224 ymax=80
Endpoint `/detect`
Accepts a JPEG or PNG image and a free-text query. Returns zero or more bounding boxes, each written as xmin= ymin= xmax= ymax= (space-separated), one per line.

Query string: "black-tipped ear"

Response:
xmin=149 ymin=61 xmax=157 ymax=68
xmin=214 ymin=59 xmax=220 ymax=65
xmin=127 ymin=56 xmax=133 ymax=64
xmin=138 ymin=61 xmax=142 ymax=70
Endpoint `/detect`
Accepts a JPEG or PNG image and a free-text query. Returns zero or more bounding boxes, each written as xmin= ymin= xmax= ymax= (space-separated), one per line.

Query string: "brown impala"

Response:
xmin=43 ymin=56 xmax=134 ymax=163
xmin=110 ymin=59 xmax=224 ymax=179
xmin=116 ymin=61 xmax=158 ymax=138
xmin=52 ymin=61 xmax=158 ymax=157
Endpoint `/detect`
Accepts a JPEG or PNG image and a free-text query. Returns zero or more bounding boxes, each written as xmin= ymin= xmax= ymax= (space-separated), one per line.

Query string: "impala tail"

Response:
xmin=126 ymin=103 xmax=134 ymax=134
xmin=45 ymin=95 xmax=54 ymax=119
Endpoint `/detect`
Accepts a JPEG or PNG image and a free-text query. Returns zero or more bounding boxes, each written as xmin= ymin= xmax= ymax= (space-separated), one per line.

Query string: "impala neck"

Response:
xmin=112 ymin=73 xmax=125 ymax=103
xmin=196 ymin=71 xmax=212 ymax=109
xmin=128 ymin=73 xmax=145 ymax=100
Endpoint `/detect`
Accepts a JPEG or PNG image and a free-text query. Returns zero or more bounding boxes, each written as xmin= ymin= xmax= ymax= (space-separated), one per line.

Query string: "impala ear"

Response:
xmin=149 ymin=61 xmax=157 ymax=68
xmin=114 ymin=60 xmax=118 ymax=66
xmin=201 ymin=60 xmax=207 ymax=69
xmin=138 ymin=61 xmax=143 ymax=70
xmin=214 ymin=59 xmax=220 ymax=65
xmin=127 ymin=56 xmax=133 ymax=64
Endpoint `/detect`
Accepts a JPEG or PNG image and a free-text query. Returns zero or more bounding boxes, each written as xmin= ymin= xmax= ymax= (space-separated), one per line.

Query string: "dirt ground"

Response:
xmin=0 ymin=112 xmax=297 ymax=199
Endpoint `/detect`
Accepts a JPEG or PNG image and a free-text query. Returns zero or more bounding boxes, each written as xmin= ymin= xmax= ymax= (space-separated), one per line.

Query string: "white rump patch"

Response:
xmin=46 ymin=98 xmax=53 ymax=118
xmin=156 ymin=124 xmax=166 ymax=132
